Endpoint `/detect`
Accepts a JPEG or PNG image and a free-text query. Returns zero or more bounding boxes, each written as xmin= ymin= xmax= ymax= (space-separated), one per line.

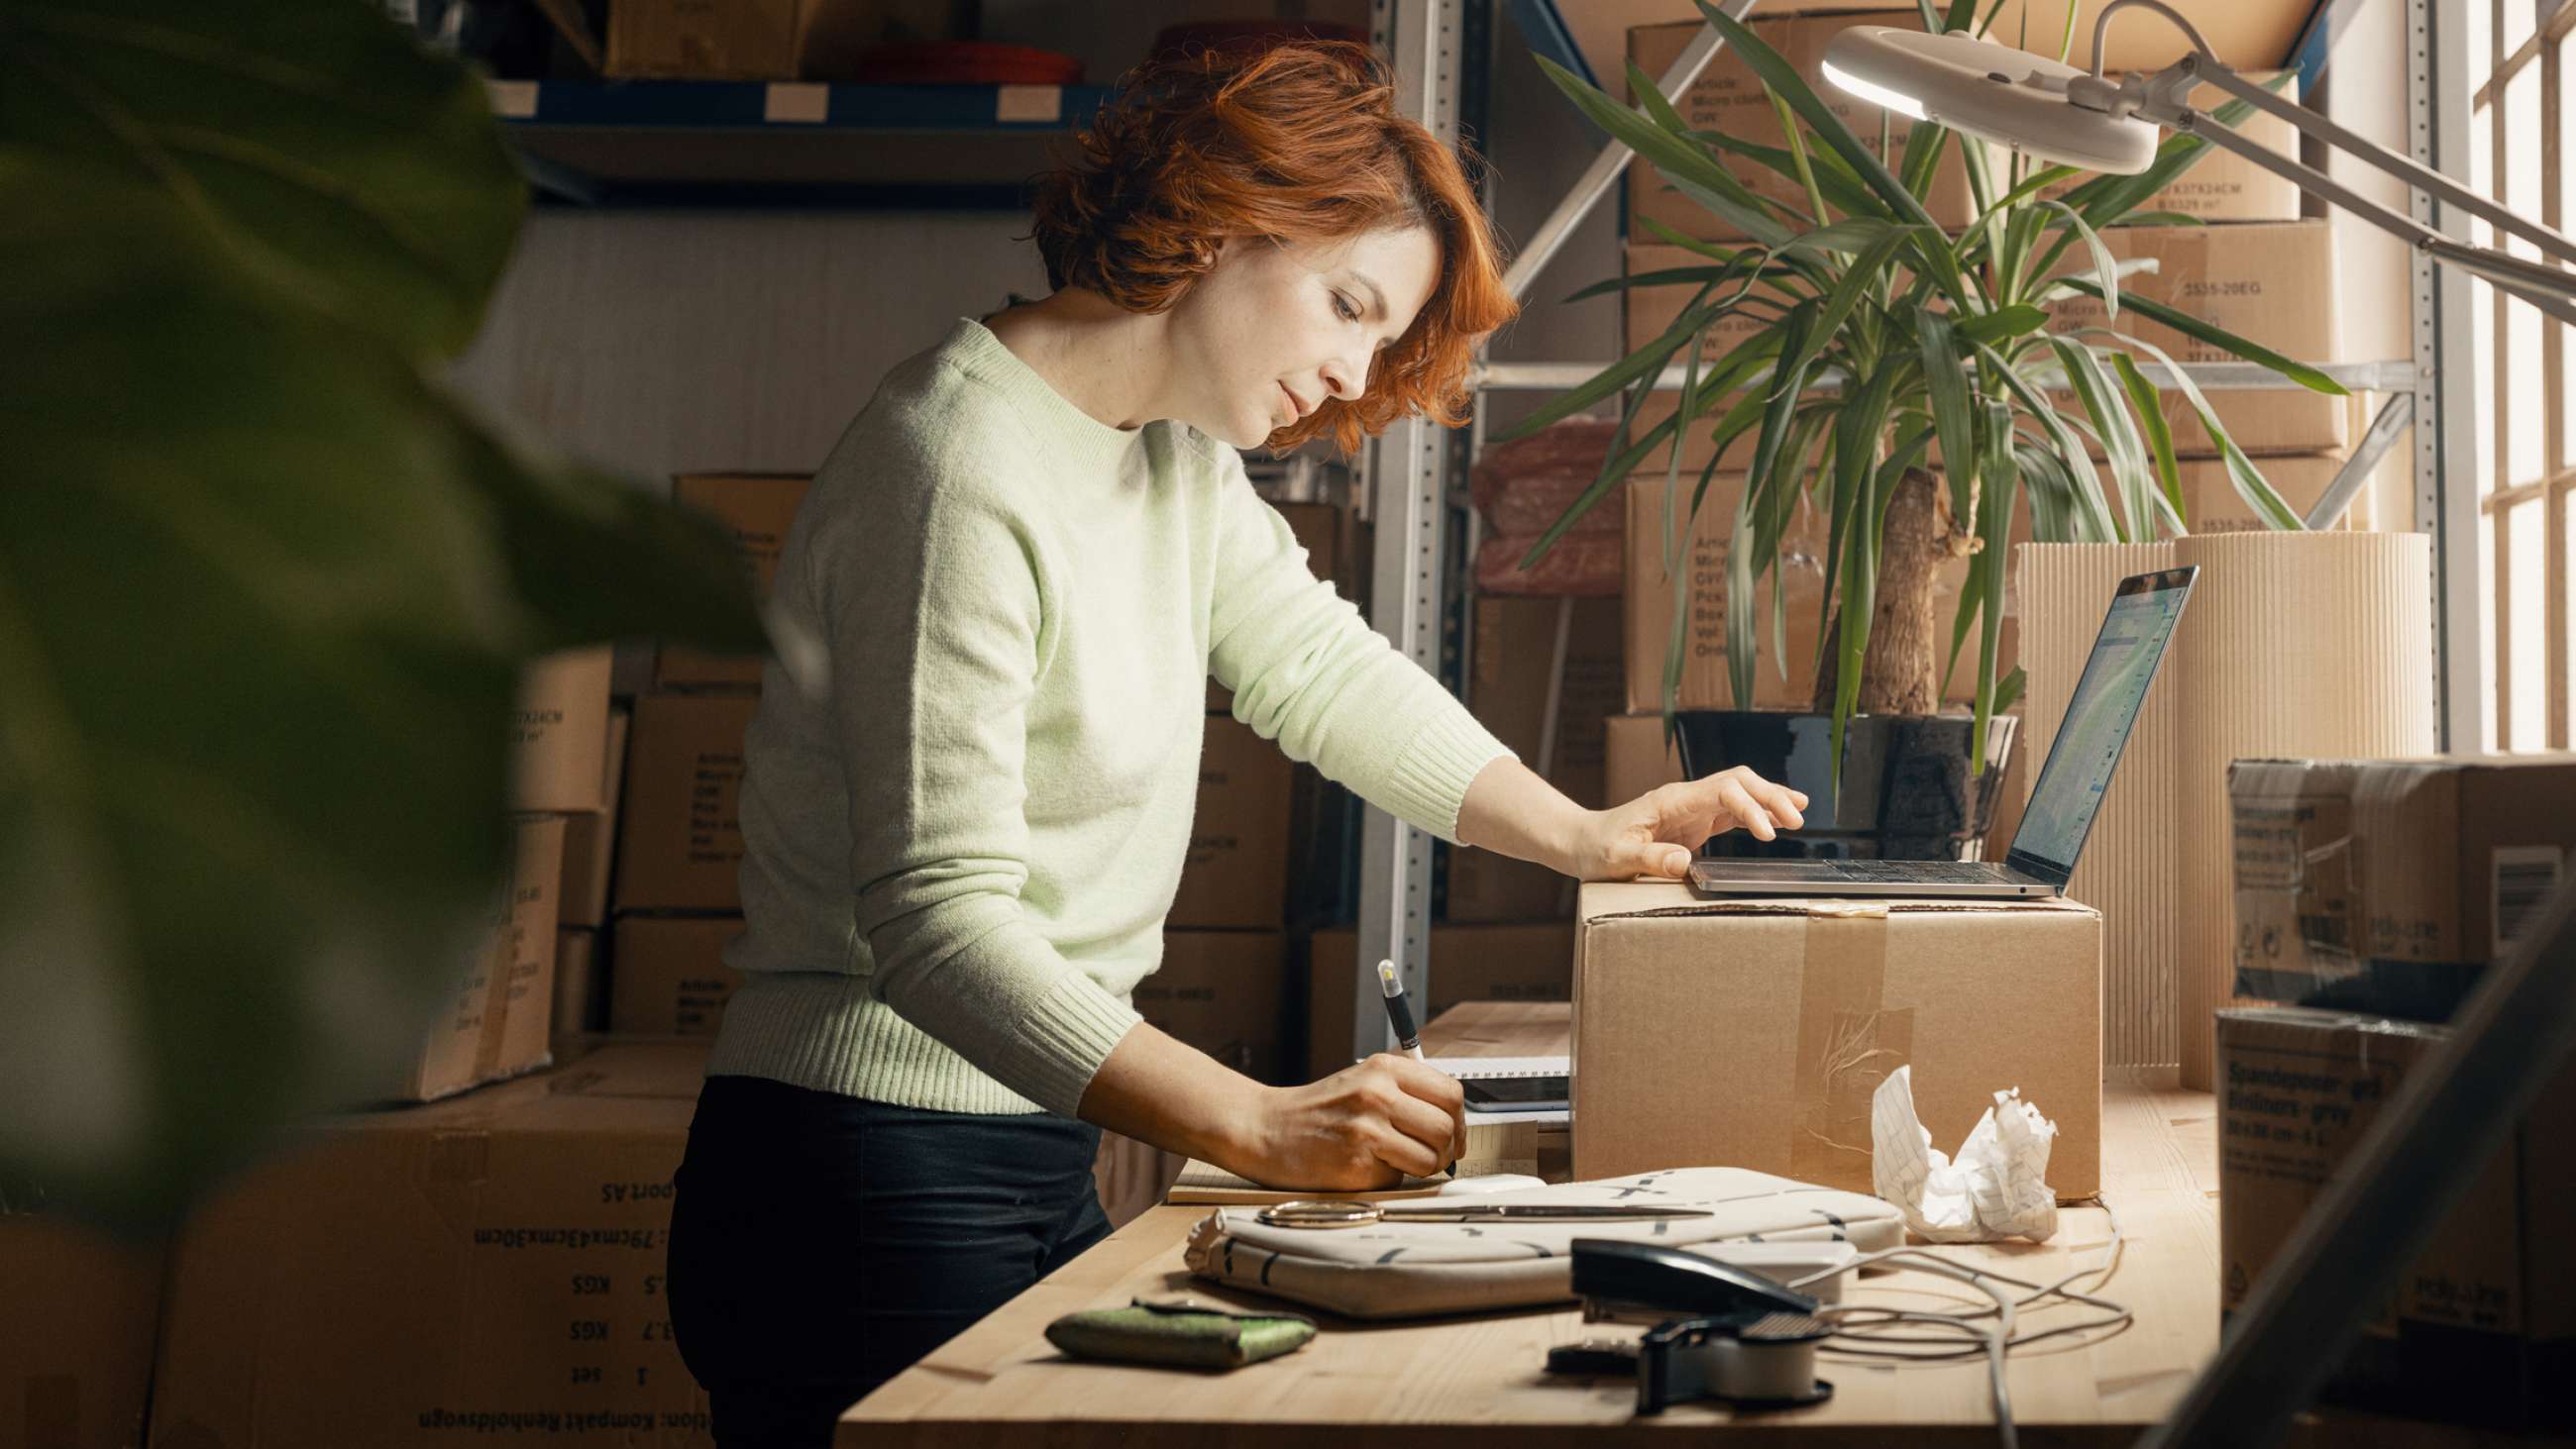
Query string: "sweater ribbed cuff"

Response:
xmin=1375 ymin=707 xmax=1516 ymax=845
xmin=1003 ymin=972 xmax=1145 ymax=1117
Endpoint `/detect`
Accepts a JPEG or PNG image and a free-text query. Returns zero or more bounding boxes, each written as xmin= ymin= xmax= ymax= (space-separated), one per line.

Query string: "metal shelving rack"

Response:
xmin=1343 ymin=0 xmax=2468 ymax=1064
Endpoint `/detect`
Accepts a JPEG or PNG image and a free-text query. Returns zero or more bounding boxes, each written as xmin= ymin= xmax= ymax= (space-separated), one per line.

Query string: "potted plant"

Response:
xmin=1504 ymin=0 xmax=2342 ymax=859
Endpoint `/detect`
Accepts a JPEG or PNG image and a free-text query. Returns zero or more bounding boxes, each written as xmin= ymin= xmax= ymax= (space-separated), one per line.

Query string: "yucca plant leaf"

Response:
xmin=2051 ymin=339 xmax=2160 ymax=540
xmin=1781 ymin=232 xmax=1912 ymax=388
xmin=1956 ymin=303 xmax=2050 ymax=347
xmin=1690 ymin=127 xmax=1890 ymax=221
xmin=1536 ymin=53 xmax=1797 ymax=249
xmin=1690 ymin=4 xmax=1940 ymax=235
xmin=1977 ymin=340 xmax=2119 ymax=541
xmin=2039 ymin=200 xmax=2118 ymax=321
xmin=2016 ymin=440 xmax=2077 ymax=541
xmin=2108 ymin=349 xmax=2186 ymax=529
xmin=2096 ymin=331 xmax=2308 ymax=531
xmin=1496 ymin=280 xmax=1721 ymax=444
xmin=2058 ymin=278 xmax=2347 ymax=394
xmin=1781 ymin=218 xmax=1906 ymax=258
xmin=1917 ymin=306 xmax=1980 ymax=528
xmin=1969 ymin=399 xmax=2021 ymax=773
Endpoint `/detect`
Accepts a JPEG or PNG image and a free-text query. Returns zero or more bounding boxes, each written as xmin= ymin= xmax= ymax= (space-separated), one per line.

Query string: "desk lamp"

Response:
xmin=1820 ymin=0 xmax=2576 ymax=327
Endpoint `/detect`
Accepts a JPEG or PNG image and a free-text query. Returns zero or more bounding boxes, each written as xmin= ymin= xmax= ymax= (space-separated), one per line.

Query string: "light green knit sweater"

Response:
xmin=705 ymin=320 xmax=1514 ymax=1117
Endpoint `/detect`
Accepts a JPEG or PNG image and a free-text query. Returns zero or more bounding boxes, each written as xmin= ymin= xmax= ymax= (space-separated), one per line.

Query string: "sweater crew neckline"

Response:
xmin=947 ymin=319 xmax=1154 ymax=473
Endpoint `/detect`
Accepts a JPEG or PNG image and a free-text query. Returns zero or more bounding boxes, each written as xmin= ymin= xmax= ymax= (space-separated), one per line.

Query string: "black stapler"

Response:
xmin=1551 ymin=1239 xmax=1835 ymax=1414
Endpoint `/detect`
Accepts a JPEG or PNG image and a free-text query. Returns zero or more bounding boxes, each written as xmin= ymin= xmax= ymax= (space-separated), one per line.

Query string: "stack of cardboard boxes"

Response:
xmin=2216 ymin=754 xmax=2576 ymax=1432
xmin=1604 ymin=7 xmax=2364 ymax=859
xmin=606 ymin=472 xmax=810 ymax=1045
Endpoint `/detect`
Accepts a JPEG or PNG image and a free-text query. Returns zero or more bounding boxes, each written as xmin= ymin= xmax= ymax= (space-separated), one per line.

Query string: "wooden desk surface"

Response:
xmin=841 ymin=1002 xmax=2454 ymax=1447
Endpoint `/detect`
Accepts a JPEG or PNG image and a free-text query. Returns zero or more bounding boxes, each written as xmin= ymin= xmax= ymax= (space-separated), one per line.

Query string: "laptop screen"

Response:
xmin=2005 ymin=568 xmax=2197 ymax=886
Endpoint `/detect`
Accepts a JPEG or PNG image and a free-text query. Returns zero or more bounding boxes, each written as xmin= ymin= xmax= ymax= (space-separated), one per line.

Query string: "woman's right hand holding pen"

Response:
xmin=1225 ymin=1055 xmax=1467 ymax=1190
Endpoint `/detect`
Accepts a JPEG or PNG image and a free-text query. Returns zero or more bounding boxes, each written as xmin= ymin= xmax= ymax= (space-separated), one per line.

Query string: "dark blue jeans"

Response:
xmin=666 ymin=1074 xmax=1111 ymax=1448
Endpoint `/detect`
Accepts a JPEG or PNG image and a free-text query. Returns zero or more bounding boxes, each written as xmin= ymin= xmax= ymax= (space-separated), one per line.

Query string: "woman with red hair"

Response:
xmin=666 ymin=41 xmax=1803 ymax=1445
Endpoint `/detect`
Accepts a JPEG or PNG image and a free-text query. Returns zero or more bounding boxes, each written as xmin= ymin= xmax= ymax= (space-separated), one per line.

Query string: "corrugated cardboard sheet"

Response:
xmin=2019 ymin=535 xmax=2434 ymax=1083
xmin=1571 ymin=881 xmax=2100 ymax=1199
xmin=2018 ymin=544 xmax=2182 ymax=1070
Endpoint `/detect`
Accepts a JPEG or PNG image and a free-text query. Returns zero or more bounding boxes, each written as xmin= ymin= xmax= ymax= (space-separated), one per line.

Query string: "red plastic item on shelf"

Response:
xmin=852 ymin=41 xmax=1082 ymax=85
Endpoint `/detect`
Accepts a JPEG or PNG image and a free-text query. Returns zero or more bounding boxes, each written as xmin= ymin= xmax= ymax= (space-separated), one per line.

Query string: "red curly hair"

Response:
xmin=1031 ymin=41 xmax=1517 ymax=454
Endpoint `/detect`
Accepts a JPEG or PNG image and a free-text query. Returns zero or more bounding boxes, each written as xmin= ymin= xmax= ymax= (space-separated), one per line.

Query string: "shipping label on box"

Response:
xmin=610 ymin=915 xmax=747 ymax=1038
xmin=1571 ymin=881 xmax=2101 ymax=1197
xmin=2231 ymin=755 xmax=2576 ymax=1020
xmin=1138 ymin=931 xmax=1289 ymax=1084
xmin=613 ymin=693 xmax=757 ymax=913
xmin=402 ymin=814 xmax=567 ymax=1102
xmin=511 ymin=647 xmax=613 ymax=813
xmin=152 ymin=1044 xmax=719 ymax=1446
xmin=656 ymin=473 xmax=813 ymax=688
xmin=2217 ymin=1007 xmax=2576 ymax=1429
xmin=1309 ymin=922 xmax=1574 ymax=1078
xmin=1170 ymin=717 xmax=1295 ymax=929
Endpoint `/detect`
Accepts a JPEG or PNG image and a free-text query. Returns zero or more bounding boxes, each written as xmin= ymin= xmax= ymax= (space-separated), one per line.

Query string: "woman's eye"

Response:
xmin=1333 ymin=292 xmax=1360 ymax=322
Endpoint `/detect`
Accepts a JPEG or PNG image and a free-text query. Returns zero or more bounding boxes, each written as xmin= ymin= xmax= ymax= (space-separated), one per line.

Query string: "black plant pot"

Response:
xmin=1670 ymin=711 xmax=2021 ymax=861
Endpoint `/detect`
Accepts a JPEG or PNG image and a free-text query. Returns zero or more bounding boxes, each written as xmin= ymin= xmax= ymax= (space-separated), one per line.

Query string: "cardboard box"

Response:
xmin=554 ymin=926 xmax=602 ymax=1047
xmin=1308 ymin=922 xmax=1575 ymax=1079
xmin=397 ymin=814 xmax=566 ymax=1103
xmin=1212 ymin=501 xmax=1366 ymax=709
xmin=1604 ymin=712 xmax=1686 ymax=805
xmin=511 ymin=647 xmax=613 ymax=813
xmin=1572 ymin=2 xmax=2317 ymax=115
xmin=612 ymin=693 xmax=756 ymax=913
xmin=558 ymin=706 xmax=631 ymax=930
xmin=1571 ymin=881 xmax=2101 ymax=1197
xmin=1624 ymin=13 xmax=1975 ymax=243
xmin=1623 ymin=472 xmax=1833 ymax=714
xmin=1137 ymin=931 xmax=1290 ymax=1084
xmin=0 ymin=1210 xmax=161 ymax=1449
xmin=1170 ymin=717 xmax=1296 ymax=929
xmin=655 ymin=473 xmax=812 ymax=689
xmin=605 ymin=0 xmax=802 ymax=78
xmin=609 ymin=915 xmax=747 ymax=1038
xmin=151 ymin=1043 xmax=717 ymax=1446
xmin=1625 ymin=223 xmax=2346 ymax=470
xmin=2216 ymin=1007 xmax=2576 ymax=1429
xmin=1626 ymin=14 xmax=2300 ymax=242
xmin=2230 ymin=755 xmax=2576 ymax=1022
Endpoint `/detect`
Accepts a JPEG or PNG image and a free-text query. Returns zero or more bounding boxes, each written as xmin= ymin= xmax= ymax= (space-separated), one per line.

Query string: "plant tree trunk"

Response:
xmin=1811 ymin=466 xmax=1977 ymax=715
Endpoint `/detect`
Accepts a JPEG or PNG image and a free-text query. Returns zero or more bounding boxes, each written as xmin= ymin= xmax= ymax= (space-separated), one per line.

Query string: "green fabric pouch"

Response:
xmin=1044 ymin=1296 xmax=1318 ymax=1370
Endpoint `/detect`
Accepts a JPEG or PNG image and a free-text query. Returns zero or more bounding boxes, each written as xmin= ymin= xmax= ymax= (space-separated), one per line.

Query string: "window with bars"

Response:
xmin=2468 ymin=0 xmax=2576 ymax=751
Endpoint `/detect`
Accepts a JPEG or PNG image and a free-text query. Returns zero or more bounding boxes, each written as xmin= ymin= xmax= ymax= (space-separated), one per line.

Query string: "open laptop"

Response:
xmin=1686 ymin=566 xmax=2198 ymax=899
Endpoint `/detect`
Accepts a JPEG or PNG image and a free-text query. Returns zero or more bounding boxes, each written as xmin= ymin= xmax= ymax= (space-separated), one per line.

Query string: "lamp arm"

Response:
xmin=2131 ymin=79 xmax=2576 ymax=329
xmin=2085 ymin=0 xmax=2217 ymax=78
xmin=2184 ymin=57 xmax=2576 ymax=273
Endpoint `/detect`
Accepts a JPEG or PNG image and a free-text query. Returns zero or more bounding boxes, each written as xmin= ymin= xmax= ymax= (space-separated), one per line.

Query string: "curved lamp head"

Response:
xmin=1820 ymin=27 xmax=2161 ymax=174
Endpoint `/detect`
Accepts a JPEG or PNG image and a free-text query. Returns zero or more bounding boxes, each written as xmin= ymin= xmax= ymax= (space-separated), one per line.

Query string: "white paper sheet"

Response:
xmin=1870 ymin=1065 xmax=2059 ymax=1243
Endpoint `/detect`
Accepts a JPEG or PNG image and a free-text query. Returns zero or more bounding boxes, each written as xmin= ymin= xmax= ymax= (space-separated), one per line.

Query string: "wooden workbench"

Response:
xmin=842 ymin=1003 xmax=2493 ymax=1447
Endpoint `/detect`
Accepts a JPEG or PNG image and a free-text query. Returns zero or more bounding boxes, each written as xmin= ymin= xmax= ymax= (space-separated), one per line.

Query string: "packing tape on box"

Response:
xmin=1789 ymin=903 xmax=1912 ymax=1186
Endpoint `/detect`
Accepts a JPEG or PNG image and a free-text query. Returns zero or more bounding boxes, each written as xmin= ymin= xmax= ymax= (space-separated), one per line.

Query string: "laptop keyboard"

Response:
xmin=1828 ymin=861 xmax=2011 ymax=883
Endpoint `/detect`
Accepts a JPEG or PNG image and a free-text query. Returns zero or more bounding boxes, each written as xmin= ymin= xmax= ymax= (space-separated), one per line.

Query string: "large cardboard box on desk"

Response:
xmin=2216 ymin=1007 xmax=2576 ymax=1430
xmin=2230 ymin=754 xmax=2576 ymax=1022
xmin=1139 ymin=931 xmax=1290 ymax=1084
xmin=1571 ymin=881 xmax=2101 ymax=1198
xmin=614 ymin=692 xmax=756 ymax=913
xmin=1307 ymin=922 xmax=1575 ymax=1078
xmin=395 ymin=813 xmax=566 ymax=1102
xmin=610 ymin=914 xmax=747 ymax=1037
xmin=0 ymin=1210 xmax=161 ymax=1449
xmin=656 ymin=472 xmax=812 ymax=688
xmin=1170 ymin=717 xmax=1295 ymax=929
xmin=149 ymin=1042 xmax=718 ymax=1448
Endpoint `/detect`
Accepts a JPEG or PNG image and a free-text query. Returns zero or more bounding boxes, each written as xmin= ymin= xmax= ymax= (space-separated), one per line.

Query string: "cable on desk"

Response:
xmin=1786 ymin=1197 xmax=2134 ymax=1449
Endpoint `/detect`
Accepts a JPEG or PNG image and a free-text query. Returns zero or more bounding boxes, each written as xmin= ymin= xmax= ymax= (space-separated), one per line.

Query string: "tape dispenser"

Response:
xmin=1552 ymin=1239 xmax=1834 ymax=1413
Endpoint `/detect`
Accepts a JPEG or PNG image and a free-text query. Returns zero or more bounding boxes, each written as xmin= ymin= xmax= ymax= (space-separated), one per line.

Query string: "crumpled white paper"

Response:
xmin=1869 ymin=1065 xmax=2059 ymax=1243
